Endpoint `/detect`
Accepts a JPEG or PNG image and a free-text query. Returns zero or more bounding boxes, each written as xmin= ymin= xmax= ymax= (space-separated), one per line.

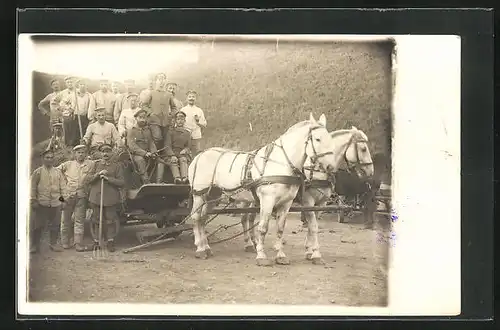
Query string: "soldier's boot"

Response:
xmin=107 ymin=239 xmax=116 ymax=253
xmin=140 ymin=174 xmax=151 ymax=185
xmin=30 ymin=229 xmax=42 ymax=254
xmin=179 ymin=158 xmax=189 ymax=183
xmin=48 ymin=229 xmax=63 ymax=252
xmin=156 ymin=163 xmax=165 ymax=183
xmin=170 ymin=163 xmax=182 ymax=184
xmin=74 ymin=234 xmax=89 ymax=252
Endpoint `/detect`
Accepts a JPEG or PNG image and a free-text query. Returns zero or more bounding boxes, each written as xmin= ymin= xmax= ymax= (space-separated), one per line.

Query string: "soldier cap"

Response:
xmin=98 ymin=143 xmax=113 ymax=152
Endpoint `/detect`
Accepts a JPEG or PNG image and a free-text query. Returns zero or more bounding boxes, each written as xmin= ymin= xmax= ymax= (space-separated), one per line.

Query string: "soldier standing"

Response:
xmin=180 ymin=90 xmax=207 ymax=157
xmin=140 ymin=72 xmax=178 ymax=182
xmin=57 ymin=145 xmax=94 ymax=251
xmin=37 ymin=79 xmax=63 ymax=132
xmin=58 ymin=76 xmax=80 ymax=147
xmin=117 ymin=93 xmax=141 ymax=141
xmin=166 ymin=82 xmax=184 ymax=114
xmin=85 ymin=144 xmax=125 ymax=252
xmin=114 ymin=79 xmax=137 ymax=125
xmin=29 ymin=149 xmax=68 ymax=253
xmin=74 ymin=79 xmax=93 ymax=138
xmin=88 ymin=79 xmax=118 ymax=124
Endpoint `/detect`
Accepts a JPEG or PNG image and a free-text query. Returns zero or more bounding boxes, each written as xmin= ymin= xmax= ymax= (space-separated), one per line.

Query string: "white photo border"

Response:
xmin=16 ymin=34 xmax=461 ymax=317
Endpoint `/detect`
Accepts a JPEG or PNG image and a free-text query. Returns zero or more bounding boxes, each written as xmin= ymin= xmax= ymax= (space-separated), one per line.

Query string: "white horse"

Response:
xmin=188 ymin=113 xmax=339 ymax=266
xmin=239 ymin=127 xmax=374 ymax=264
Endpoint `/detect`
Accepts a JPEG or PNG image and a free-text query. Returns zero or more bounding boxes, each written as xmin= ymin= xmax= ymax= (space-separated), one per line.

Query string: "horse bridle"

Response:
xmin=305 ymin=131 xmax=373 ymax=179
xmin=307 ymin=126 xmax=335 ymax=171
xmin=344 ymin=135 xmax=372 ymax=171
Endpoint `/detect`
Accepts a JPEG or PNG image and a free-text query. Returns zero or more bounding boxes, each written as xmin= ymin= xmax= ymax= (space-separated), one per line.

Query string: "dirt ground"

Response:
xmin=27 ymin=212 xmax=390 ymax=306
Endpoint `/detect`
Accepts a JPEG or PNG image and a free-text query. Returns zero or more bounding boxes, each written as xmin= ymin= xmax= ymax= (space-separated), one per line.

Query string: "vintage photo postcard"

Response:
xmin=17 ymin=34 xmax=461 ymax=317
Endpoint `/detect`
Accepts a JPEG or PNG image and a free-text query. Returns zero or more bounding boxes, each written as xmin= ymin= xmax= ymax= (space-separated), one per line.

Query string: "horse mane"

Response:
xmin=330 ymin=128 xmax=369 ymax=141
xmin=329 ymin=129 xmax=353 ymax=139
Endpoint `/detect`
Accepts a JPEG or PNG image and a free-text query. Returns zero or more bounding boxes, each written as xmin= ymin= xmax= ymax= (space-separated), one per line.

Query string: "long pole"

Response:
xmin=99 ymin=177 xmax=105 ymax=249
xmin=74 ymin=90 xmax=83 ymax=140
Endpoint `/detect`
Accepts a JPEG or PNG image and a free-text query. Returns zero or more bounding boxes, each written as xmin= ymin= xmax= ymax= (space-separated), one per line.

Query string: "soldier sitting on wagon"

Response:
xmin=126 ymin=108 xmax=158 ymax=184
xmin=164 ymin=111 xmax=192 ymax=184
xmin=81 ymin=107 xmax=120 ymax=159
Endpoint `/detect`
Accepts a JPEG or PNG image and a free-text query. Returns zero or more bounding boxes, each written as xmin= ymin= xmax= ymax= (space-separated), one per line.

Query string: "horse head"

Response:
xmin=342 ymin=126 xmax=374 ymax=178
xmin=301 ymin=113 xmax=338 ymax=174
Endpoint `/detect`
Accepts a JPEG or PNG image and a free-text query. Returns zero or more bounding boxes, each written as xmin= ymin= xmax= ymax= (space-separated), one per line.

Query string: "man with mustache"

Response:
xmin=126 ymin=108 xmax=158 ymax=184
xmin=29 ymin=149 xmax=68 ymax=253
xmin=57 ymin=144 xmax=94 ymax=251
xmin=85 ymin=143 xmax=125 ymax=252
xmin=88 ymin=79 xmax=118 ymax=124
xmin=166 ymin=82 xmax=184 ymax=114
xmin=180 ymin=90 xmax=207 ymax=157
xmin=38 ymin=78 xmax=63 ymax=132
xmin=82 ymin=107 xmax=120 ymax=159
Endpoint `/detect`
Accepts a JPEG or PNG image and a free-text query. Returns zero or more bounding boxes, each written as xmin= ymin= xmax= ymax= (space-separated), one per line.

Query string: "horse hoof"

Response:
xmin=245 ymin=245 xmax=256 ymax=253
xmin=282 ymin=239 xmax=287 ymax=245
xmin=256 ymin=258 xmax=273 ymax=267
xmin=275 ymin=257 xmax=290 ymax=265
xmin=205 ymin=248 xmax=213 ymax=257
xmin=195 ymin=251 xmax=209 ymax=259
xmin=312 ymin=257 xmax=325 ymax=265
xmin=305 ymin=253 xmax=313 ymax=260
xmin=302 ymin=223 xmax=308 ymax=228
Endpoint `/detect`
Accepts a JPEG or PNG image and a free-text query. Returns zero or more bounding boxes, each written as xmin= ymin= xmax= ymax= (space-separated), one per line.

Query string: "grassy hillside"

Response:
xmin=31 ymin=40 xmax=393 ymax=161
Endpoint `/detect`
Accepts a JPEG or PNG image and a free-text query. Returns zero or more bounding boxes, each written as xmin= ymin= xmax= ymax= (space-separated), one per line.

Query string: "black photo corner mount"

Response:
xmin=14 ymin=7 xmax=494 ymax=327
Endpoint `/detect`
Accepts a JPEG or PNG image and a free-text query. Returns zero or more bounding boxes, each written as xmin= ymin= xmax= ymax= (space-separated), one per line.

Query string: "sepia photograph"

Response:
xmin=17 ymin=33 xmax=461 ymax=316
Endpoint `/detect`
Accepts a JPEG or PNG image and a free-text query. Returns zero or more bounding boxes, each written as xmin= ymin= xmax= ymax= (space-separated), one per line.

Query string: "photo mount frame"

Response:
xmin=13 ymin=7 xmax=494 ymax=324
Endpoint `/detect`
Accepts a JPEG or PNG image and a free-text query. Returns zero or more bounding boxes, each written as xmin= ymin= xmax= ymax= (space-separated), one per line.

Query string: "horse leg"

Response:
xmin=240 ymin=201 xmax=255 ymax=252
xmin=241 ymin=202 xmax=257 ymax=253
xmin=198 ymin=200 xmax=215 ymax=258
xmin=255 ymin=198 xmax=275 ymax=267
xmin=301 ymin=192 xmax=314 ymax=260
xmin=248 ymin=211 xmax=257 ymax=249
xmin=306 ymin=198 xmax=325 ymax=265
xmin=273 ymin=199 xmax=294 ymax=265
xmin=190 ymin=196 xmax=207 ymax=259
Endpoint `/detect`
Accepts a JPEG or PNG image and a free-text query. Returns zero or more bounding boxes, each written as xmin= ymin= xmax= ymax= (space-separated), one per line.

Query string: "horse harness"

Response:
xmin=190 ymin=125 xmax=334 ymax=205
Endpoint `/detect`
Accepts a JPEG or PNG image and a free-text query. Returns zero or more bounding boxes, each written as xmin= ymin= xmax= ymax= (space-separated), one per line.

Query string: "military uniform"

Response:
xmin=85 ymin=144 xmax=125 ymax=250
xmin=126 ymin=110 xmax=158 ymax=184
xmin=165 ymin=114 xmax=192 ymax=183
xmin=30 ymin=149 xmax=69 ymax=253
xmin=57 ymin=145 xmax=94 ymax=251
xmin=46 ymin=122 xmax=66 ymax=151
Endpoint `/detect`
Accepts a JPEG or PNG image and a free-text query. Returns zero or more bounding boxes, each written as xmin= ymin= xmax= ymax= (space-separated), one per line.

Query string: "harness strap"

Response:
xmin=209 ymin=151 xmax=227 ymax=193
xmin=229 ymin=152 xmax=240 ymax=173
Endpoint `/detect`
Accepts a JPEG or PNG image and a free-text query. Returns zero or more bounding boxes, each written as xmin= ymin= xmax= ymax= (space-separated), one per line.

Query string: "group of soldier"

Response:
xmin=30 ymin=72 xmax=208 ymax=254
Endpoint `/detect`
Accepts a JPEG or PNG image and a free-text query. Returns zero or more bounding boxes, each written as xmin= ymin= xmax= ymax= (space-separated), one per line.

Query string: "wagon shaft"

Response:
xmin=206 ymin=205 xmax=353 ymax=215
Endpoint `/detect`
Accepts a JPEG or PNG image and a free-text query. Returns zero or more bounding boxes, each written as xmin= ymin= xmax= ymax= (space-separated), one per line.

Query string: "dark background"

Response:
xmin=13 ymin=7 xmax=494 ymax=326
